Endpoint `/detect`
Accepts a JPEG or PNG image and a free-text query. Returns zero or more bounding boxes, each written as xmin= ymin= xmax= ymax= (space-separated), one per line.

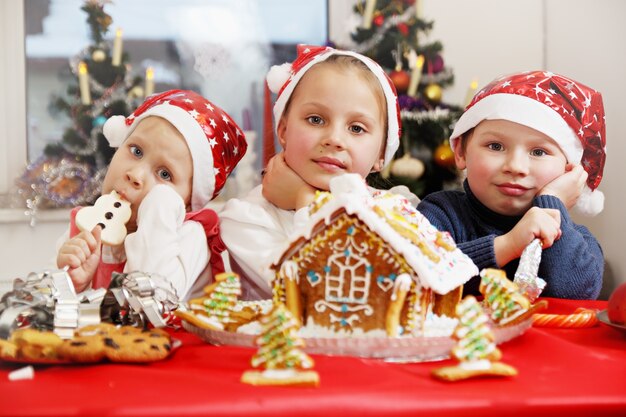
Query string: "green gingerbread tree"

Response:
xmin=432 ymin=295 xmax=516 ymax=381
xmin=241 ymin=303 xmax=319 ymax=387
xmin=202 ymin=272 xmax=242 ymax=325
xmin=479 ymin=269 xmax=531 ymax=325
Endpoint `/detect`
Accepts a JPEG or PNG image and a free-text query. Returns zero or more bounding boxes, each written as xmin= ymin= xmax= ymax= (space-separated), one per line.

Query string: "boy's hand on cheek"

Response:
xmin=263 ymin=152 xmax=316 ymax=210
xmin=495 ymin=207 xmax=561 ymax=266
xmin=539 ymin=164 xmax=588 ymax=209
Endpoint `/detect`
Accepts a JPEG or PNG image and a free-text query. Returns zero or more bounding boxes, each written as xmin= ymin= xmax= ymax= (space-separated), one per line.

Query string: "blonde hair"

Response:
xmin=282 ymin=55 xmax=388 ymax=133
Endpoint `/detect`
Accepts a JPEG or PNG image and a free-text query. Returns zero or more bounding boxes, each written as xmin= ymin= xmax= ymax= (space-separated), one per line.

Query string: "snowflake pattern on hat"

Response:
xmin=104 ymin=89 xmax=247 ymax=210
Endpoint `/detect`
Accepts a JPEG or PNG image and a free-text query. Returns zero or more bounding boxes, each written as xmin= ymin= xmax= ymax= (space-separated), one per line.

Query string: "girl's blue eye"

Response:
xmin=307 ymin=116 xmax=323 ymax=125
xmin=350 ymin=125 xmax=365 ymax=134
xmin=531 ymin=149 xmax=547 ymax=157
xmin=157 ymin=168 xmax=172 ymax=181
xmin=129 ymin=145 xmax=143 ymax=158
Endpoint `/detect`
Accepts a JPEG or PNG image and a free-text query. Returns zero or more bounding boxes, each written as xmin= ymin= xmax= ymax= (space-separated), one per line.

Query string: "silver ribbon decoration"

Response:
xmin=0 ymin=269 xmax=105 ymax=339
xmin=513 ymin=239 xmax=547 ymax=302
xmin=100 ymin=271 xmax=179 ymax=328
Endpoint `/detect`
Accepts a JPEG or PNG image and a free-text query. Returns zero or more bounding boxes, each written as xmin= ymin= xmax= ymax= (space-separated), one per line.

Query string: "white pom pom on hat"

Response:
xmin=102 ymin=115 xmax=128 ymax=148
xmin=450 ymin=71 xmax=607 ymax=216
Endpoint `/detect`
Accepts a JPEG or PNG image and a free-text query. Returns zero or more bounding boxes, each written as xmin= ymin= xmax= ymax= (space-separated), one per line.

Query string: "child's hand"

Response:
xmin=494 ymin=207 xmax=561 ymax=266
xmin=539 ymin=164 xmax=588 ymax=209
xmin=56 ymin=226 xmax=102 ymax=293
xmin=262 ymin=152 xmax=317 ymax=210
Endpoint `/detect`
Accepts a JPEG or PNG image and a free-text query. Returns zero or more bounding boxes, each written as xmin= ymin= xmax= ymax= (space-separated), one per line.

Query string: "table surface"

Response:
xmin=1 ymin=298 xmax=625 ymax=417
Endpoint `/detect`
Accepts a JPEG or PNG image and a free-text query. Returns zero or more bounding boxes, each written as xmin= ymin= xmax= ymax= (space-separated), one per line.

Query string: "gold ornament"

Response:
xmin=433 ymin=140 xmax=456 ymax=169
xmin=424 ymin=83 xmax=443 ymax=103
xmin=391 ymin=154 xmax=425 ymax=180
xmin=92 ymin=49 xmax=106 ymax=62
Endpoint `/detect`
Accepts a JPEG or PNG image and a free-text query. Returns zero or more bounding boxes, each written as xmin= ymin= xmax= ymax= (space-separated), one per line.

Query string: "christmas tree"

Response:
xmin=432 ymin=295 xmax=517 ymax=381
xmin=479 ymin=268 xmax=531 ymax=325
xmin=201 ymin=272 xmax=242 ymax=326
xmin=339 ymin=0 xmax=464 ymax=198
xmin=241 ymin=303 xmax=319 ymax=387
xmin=17 ymin=0 xmax=146 ymax=213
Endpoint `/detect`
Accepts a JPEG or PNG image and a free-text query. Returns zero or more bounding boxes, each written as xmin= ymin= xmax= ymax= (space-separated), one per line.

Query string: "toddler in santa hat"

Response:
xmin=56 ymin=90 xmax=247 ymax=300
xmin=418 ymin=70 xmax=606 ymax=299
xmin=220 ymin=44 xmax=419 ymax=299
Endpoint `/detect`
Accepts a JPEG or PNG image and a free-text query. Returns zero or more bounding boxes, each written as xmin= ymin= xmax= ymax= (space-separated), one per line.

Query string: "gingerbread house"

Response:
xmin=271 ymin=174 xmax=478 ymax=337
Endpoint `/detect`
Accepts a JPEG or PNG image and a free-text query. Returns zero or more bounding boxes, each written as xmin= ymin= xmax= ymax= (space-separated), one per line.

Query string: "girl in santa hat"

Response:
xmin=220 ymin=45 xmax=417 ymax=300
xmin=417 ymin=71 xmax=606 ymax=300
xmin=56 ymin=90 xmax=247 ymax=301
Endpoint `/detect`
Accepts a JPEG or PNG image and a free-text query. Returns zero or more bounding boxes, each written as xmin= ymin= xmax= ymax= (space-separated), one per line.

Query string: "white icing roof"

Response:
xmin=274 ymin=174 xmax=478 ymax=295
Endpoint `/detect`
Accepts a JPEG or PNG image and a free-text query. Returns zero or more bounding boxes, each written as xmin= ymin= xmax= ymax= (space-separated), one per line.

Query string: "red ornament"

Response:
xmin=397 ymin=23 xmax=409 ymax=36
xmin=390 ymin=70 xmax=410 ymax=94
xmin=433 ymin=141 xmax=456 ymax=169
xmin=373 ymin=14 xmax=384 ymax=27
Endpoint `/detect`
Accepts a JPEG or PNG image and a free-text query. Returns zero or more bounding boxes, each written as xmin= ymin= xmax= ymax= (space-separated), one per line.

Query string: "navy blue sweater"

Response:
xmin=417 ymin=180 xmax=603 ymax=299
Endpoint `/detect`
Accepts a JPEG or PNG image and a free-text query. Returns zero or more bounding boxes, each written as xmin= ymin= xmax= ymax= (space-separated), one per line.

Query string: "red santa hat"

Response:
xmin=103 ymin=89 xmax=247 ymax=211
xmin=266 ymin=44 xmax=401 ymax=167
xmin=450 ymin=71 xmax=606 ymax=216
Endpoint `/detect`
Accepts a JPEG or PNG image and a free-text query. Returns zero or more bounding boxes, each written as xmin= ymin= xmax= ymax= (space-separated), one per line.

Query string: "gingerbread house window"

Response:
xmin=325 ymin=245 xmax=372 ymax=305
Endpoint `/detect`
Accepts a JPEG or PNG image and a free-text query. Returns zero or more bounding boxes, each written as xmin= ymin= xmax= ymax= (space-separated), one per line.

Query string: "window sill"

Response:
xmin=0 ymin=207 xmax=70 ymax=224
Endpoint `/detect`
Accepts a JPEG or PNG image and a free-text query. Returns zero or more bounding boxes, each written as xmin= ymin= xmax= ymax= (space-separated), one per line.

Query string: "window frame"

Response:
xmin=0 ymin=0 xmax=27 ymax=200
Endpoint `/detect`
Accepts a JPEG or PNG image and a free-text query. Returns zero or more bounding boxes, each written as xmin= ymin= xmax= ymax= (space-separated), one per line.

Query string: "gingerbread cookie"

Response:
xmin=75 ymin=191 xmax=131 ymax=245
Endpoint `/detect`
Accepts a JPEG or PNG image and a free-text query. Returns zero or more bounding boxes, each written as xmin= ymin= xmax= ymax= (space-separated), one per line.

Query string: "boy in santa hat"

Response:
xmin=56 ymin=90 xmax=247 ymax=301
xmin=417 ymin=71 xmax=606 ymax=299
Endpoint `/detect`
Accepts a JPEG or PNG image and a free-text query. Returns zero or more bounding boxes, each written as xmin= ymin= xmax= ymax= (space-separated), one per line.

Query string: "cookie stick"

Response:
xmin=385 ymin=273 xmax=412 ymax=337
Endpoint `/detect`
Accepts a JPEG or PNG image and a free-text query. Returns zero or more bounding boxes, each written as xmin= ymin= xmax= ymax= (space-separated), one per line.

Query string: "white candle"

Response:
xmin=144 ymin=67 xmax=154 ymax=97
xmin=78 ymin=61 xmax=91 ymax=105
xmin=111 ymin=28 xmax=123 ymax=66
xmin=407 ymin=55 xmax=425 ymax=98
xmin=464 ymin=79 xmax=479 ymax=107
xmin=415 ymin=0 xmax=423 ymax=19
xmin=362 ymin=0 xmax=377 ymax=29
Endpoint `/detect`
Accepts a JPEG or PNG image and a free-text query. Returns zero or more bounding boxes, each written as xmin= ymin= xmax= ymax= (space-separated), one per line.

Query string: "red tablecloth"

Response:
xmin=1 ymin=298 xmax=624 ymax=417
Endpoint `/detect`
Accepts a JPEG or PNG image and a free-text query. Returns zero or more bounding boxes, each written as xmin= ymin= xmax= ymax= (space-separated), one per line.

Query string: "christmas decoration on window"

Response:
xmin=16 ymin=0 xmax=146 ymax=218
xmin=338 ymin=0 xmax=464 ymax=197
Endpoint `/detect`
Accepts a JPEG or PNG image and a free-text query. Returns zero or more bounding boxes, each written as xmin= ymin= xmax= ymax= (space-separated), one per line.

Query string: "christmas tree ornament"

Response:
xmin=373 ymin=13 xmax=385 ymax=27
xmin=391 ymin=132 xmax=425 ymax=179
xmin=91 ymin=49 xmax=106 ymax=62
xmin=390 ymin=45 xmax=410 ymax=94
xmin=424 ymin=83 xmax=442 ymax=103
xmin=390 ymin=69 xmax=410 ymax=94
xmin=433 ymin=140 xmax=455 ymax=168
xmin=391 ymin=153 xmax=425 ymax=179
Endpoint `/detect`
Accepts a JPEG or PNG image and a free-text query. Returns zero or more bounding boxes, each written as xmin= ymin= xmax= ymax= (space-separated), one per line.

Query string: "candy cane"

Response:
xmin=532 ymin=308 xmax=598 ymax=328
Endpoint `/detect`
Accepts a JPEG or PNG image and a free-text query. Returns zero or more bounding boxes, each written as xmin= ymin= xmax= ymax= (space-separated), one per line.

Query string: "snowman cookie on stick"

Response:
xmin=75 ymin=191 xmax=131 ymax=246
